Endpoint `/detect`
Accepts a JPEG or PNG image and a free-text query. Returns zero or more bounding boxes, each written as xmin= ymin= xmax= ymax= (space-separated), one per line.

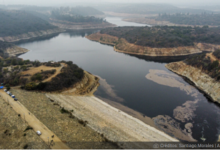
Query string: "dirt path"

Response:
xmin=207 ymin=53 xmax=220 ymax=63
xmin=0 ymin=90 xmax=69 ymax=149
xmin=43 ymin=63 xmax=65 ymax=82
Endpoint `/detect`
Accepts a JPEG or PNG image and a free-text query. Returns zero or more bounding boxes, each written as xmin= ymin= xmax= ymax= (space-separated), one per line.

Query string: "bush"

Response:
xmin=60 ymin=108 xmax=69 ymax=114
xmin=24 ymin=82 xmax=37 ymax=90
xmin=36 ymin=82 xmax=47 ymax=90
xmin=209 ymin=60 xmax=219 ymax=71
xmin=31 ymin=73 xmax=43 ymax=81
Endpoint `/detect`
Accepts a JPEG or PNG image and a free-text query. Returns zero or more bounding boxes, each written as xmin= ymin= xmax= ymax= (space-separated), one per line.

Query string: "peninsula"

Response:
xmin=86 ymin=26 xmax=220 ymax=57
xmin=166 ymin=49 xmax=220 ymax=104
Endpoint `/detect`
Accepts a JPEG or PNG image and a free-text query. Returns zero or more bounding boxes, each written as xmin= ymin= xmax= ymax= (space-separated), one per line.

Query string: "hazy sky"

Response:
xmin=1 ymin=0 xmax=220 ymax=6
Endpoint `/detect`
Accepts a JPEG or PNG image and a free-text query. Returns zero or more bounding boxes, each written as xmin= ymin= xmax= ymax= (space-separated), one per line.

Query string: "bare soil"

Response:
xmin=10 ymin=88 xmax=118 ymax=149
xmin=0 ymin=95 xmax=49 ymax=149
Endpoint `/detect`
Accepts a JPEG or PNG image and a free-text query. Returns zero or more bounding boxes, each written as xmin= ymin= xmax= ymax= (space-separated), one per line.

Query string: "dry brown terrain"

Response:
xmin=10 ymin=88 xmax=118 ymax=149
xmin=0 ymin=93 xmax=49 ymax=149
xmin=166 ymin=60 xmax=220 ymax=104
xmin=5 ymin=46 xmax=29 ymax=57
xmin=87 ymin=33 xmax=220 ymax=57
xmin=61 ymin=71 xmax=100 ymax=96
xmin=206 ymin=53 xmax=220 ymax=63
xmin=0 ymin=90 xmax=69 ymax=149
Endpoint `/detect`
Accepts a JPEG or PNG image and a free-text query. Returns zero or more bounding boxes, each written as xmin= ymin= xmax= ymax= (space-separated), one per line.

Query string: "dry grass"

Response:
xmin=21 ymin=63 xmax=65 ymax=82
xmin=10 ymin=88 xmax=118 ymax=149
xmin=22 ymin=66 xmax=59 ymax=76
xmin=0 ymin=95 xmax=49 ymax=149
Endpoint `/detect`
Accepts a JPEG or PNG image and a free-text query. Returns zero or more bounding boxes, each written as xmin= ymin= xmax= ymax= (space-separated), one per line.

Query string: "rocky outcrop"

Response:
xmin=166 ymin=61 xmax=220 ymax=103
xmin=0 ymin=28 xmax=64 ymax=43
xmin=4 ymin=46 xmax=29 ymax=57
xmin=50 ymin=19 xmax=116 ymax=30
xmin=86 ymin=33 xmax=220 ymax=57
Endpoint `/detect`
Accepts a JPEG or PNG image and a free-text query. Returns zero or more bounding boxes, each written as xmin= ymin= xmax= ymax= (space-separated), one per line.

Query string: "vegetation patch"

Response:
xmin=100 ymin=26 xmax=220 ymax=48
xmin=213 ymin=50 xmax=220 ymax=60
xmin=31 ymin=69 xmax=56 ymax=82
xmin=156 ymin=13 xmax=220 ymax=26
xmin=0 ymin=57 xmax=84 ymax=92
xmin=78 ymin=119 xmax=88 ymax=127
xmin=51 ymin=7 xmax=105 ymax=23
xmin=60 ymin=108 xmax=69 ymax=114
xmin=185 ymin=50 xmax=220 ymax=81
xmin=0 ymin=9 xmax=56 ymax=37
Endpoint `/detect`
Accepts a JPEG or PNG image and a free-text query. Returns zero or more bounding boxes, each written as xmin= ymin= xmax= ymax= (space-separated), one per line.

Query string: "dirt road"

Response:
xmin=43 ymin=63 xmax=65 ymax=82
xmin=0 ymin=90 xmax=69 ymax=149
xmin=207 ymin=53 xmax=220 ymax=63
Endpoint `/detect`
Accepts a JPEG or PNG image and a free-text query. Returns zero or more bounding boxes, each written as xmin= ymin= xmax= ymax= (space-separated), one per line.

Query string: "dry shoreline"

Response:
xmin=46 ymin=94 xmax=178 ymax=149
xmin=166 ymin=61 xmax=220 ymax=104
xmin=86 ymin=33 xmax=220 ymax=57
xmin=122 ymin=18 xmax=218 ymax=28
xmin=0 ymin=28 xmax=64 ymax=43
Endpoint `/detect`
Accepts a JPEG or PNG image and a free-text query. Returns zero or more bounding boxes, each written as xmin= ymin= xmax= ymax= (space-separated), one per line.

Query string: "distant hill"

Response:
xmin=100 ymin=26 xmax=220 ymax=48
xmin=52 ymin=7 xmax=104 ymax=16
xmin=156 ymin=13 xmax=220 ymax=26
xmin=95 ymin=3 xmax=212 ymax=14
xmin=0 ymin=9 xmax=56 ymax=37
xmin=51 ymin=7 xmax=105 ymax=23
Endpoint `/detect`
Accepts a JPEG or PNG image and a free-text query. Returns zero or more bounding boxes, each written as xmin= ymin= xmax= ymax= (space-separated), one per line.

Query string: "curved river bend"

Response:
xmin=18 ymin=17 xmax=220 ymax=142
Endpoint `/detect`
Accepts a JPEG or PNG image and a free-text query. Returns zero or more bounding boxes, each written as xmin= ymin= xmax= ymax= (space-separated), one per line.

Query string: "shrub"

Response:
xmin=24 ymin=82 xmax=37 ymax=90
xmin=36 ymin=82 xmax=47 ymax=90
xmin=209 ymin=60 xmax=219 ymax=71
xmin=60 ymin=108 xmax=69 ymax=114
xmin=31 ymin=73 xmax=43 ymax=81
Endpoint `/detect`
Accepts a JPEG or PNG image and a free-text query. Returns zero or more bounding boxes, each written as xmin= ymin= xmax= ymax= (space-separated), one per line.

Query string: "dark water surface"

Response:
xmin=18 ymin=18 xmax=220 ymax=142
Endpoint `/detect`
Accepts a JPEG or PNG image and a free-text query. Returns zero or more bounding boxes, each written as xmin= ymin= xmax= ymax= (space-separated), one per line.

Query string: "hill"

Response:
xmin=96 ymin=3 xmax=211 ymax=14
xmin=99 ymin=26 xmax=220 ymax=48
xmin=51 ymin=7 xmax=104 ymax=23
xmin=0 ymin=9 xmax=57 ymax=37
xmin=87 ymin=26 xmax=220 ymax=57
xmin=166 ymin=50 xmax=220 ymax=104
xmin=156 ymin=13 xmax=220 ymax=26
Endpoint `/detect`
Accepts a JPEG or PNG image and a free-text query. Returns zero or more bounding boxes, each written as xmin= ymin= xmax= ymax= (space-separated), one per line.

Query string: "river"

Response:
xmin=18 ymin=17 xmax=220 ymax=142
